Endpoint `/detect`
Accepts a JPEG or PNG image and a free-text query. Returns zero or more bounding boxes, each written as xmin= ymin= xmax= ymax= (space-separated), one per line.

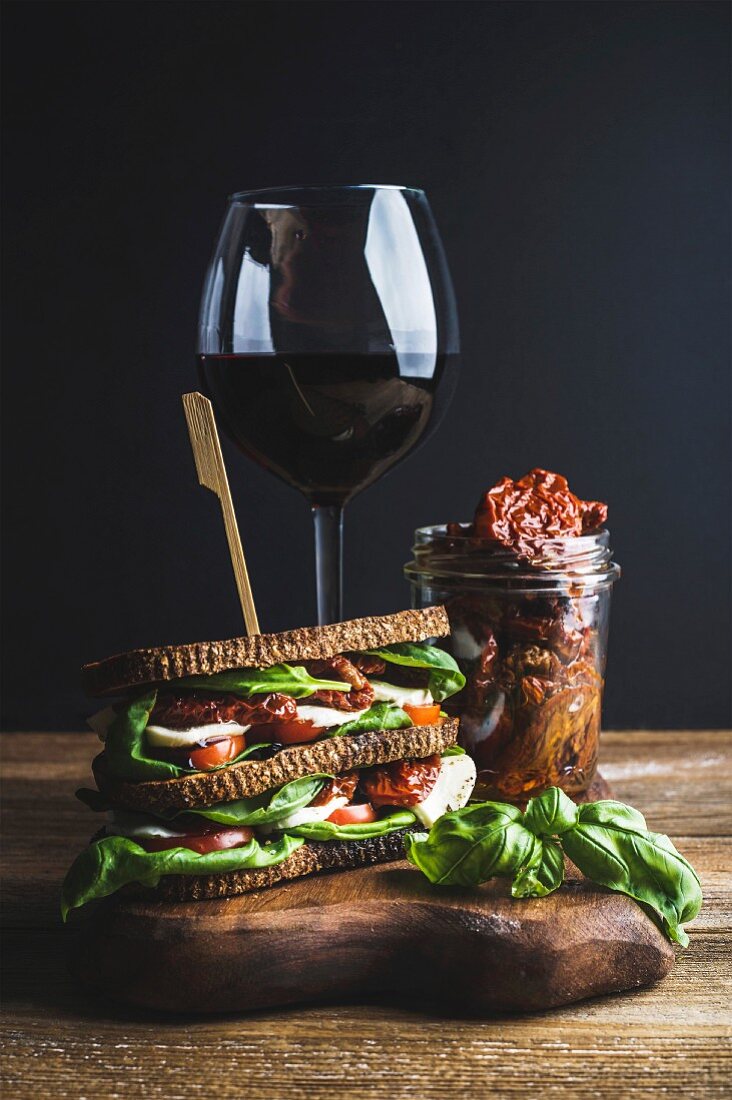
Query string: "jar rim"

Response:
xmin=405 ymin=523 xmax=620 ymax=590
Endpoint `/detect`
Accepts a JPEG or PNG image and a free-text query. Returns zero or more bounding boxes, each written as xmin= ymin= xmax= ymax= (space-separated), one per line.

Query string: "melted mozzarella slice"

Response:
xmin=145 ymin=721 xmax=250 ymax=749
xmin=412 ymin=755 xmax=477 ymax=828
xmin=369 ymin=681 xmax=434 ymax=708
xmin=147 ymin=704 xmax=367 ymax=749
xmin=295 ymin=705 xmax=369 ymax=728
xmin=258 ymin=795 xmax=349 ymax=833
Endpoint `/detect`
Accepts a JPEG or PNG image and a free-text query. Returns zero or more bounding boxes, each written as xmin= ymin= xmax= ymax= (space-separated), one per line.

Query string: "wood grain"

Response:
xmin=70 ymin=855 xmax=673 ymax=1014
xmin=1 ymin=730 xmax=731 ymax=1099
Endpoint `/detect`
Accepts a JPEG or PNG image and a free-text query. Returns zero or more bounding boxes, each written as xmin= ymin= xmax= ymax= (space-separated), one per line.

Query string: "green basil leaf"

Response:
xmin=177 ymin=664 xmax=349 ymax=698
xmin=404 ymin=786 xmax=703 ymax=946
xmin=61 ymin=833 xmax=303 ymax=920
xmin=262 ymin=773 xmax=330 ymax=815
xmin=329 ymin=702 xmax=412 ymax=737
xmin=102 ymin=691 xmax=182 ymax=781
xmin=442 ymin=745 xmax=466 ymax=757
xmin=189 ymin=774 xmax=332 ymax=827
xmin=523 ymin=786 xmax=578 ymax=836
xmin=102 ymin=694 xmax=268 ymax=783
xmin=404 ymin=802 xmax=536 ymax=886
xmin=512 ymin=839 xmax=565 ymax=898
xmin=562 ymin=820 xmax=703 ymax=947
xmin=363 ymin=643 xmax=466 ymax=702
xmin=285 ymin=809 xmax=416 ymax=841
xmin=575 ymin=799 xmax=649 ymax=832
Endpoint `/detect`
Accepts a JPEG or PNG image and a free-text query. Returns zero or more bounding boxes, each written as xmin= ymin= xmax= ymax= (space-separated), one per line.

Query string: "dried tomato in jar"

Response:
xmin=472 ymin=468 xmax=607 ymax=552
xmin=405 ymin=470 xmax=620 ymax=803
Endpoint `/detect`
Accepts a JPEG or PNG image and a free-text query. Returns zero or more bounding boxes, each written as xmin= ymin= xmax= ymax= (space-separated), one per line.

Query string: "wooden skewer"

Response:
xmin=182 ymin=391 xmax=260 ymax=636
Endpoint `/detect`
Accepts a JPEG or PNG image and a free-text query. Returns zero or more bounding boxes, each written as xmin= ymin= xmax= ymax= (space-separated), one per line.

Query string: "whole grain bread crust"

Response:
xmin=82 ymin=606 xmax=450 ymax=697
xmin=94 ymin=718 xmax=459 ymax=813
xmin=151 ymin=826 xmax=418 ymax=901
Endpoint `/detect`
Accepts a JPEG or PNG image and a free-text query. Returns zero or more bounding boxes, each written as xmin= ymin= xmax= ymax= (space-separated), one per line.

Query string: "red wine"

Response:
xmin=198 ymin=352 xmax=456 ymax=505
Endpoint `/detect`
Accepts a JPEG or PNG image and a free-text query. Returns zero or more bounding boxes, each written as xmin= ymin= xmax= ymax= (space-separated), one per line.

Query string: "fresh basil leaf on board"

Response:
xmin=404 ymin=802 xmax=538 ymax=887
xmin=61 ymin=833 xmax=303 ymax=920
xmin=562 ymin=810 xmax=703 ymax=947
xmin=511 ymin=839 xmax=565 ymax=898
xmin=329 ymin=702 xmax=412 ymax=738
xmin=570 ymin=798 xmax=650 ymax=833
xmin=363 ymin=643 xmax=466 ymax=702
xmin=405 ymin=786 xmax=702 ymax=946
xmin=285 ymin=809 xmax=416 ymax=841
xmin=177 ymin=664 xmax=349 ymax=698
xmin=522 ymin=785 xmax=579 ymax=836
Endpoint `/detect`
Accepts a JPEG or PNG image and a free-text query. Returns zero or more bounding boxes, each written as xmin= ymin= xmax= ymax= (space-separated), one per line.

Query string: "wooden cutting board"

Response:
xmin=70 ymin=776 xmax=675 ymax=1015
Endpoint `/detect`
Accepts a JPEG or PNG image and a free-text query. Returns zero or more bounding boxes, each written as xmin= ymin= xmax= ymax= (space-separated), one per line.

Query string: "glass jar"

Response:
xmin=405 ymin=526 xmax=620 ymax=803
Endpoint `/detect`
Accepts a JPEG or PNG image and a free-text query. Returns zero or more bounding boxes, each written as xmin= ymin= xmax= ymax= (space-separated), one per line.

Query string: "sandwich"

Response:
xmin=62 ymin=606 xmax=475 ymax=918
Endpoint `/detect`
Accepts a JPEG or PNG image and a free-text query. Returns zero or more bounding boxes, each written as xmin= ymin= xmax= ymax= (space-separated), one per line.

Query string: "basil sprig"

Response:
xmin=362 ymin=643 xmax=465 ymax=702
xmin=405 ymin=786 xmax=702 ymax=946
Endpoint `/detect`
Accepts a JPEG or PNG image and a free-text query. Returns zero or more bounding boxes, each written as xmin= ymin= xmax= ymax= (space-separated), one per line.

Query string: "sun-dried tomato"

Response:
xmin=348 ymin=653 xmax=387 ymax=676
xmin=360 ymin=754 xmax=441 ymax=807
xmin=502 ymin=606 xmax=584 ymax=664
xmin=151 ymin=692 xmax=298 ymax=730
xmin=307 ymin=655 xmax=375 ymax=711
xmin=310 ymin=771 xmax=359 ymax=806
xmin=417 ymin=471 xmax=612 ymax=804
xmin=520 ymin=675 xmax=551 ymax=707
xmin=308 ymin=655 xmax=368 ymax=690
xmin=471 ymin=468 xmax=607 ymax=556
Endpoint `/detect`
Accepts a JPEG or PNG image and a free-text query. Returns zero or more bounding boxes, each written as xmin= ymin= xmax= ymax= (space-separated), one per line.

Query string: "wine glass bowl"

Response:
xmin=197 ymin=185 xmax=459 ymax=621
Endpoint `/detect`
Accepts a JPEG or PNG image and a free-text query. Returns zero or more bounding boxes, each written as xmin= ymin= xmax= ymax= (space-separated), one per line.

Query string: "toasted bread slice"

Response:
xmin=152 ymin=826 xmax=418 ymax=901
xmin=94 ymin=718 xmax=459 ymax=813
xmin=82 ymin=606 xmax=449 ymax=698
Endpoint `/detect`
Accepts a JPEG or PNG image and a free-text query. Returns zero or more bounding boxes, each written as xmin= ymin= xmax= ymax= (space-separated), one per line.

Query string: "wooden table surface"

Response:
xmin=2 ymin=730 xmax=731 ymax=1099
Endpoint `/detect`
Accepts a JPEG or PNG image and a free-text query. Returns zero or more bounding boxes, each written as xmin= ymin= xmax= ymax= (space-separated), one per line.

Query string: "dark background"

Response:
xmin=2 ymin=1 xmax=730 ymax=730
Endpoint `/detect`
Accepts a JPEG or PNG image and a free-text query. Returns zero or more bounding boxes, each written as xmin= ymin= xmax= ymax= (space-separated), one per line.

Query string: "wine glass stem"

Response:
xmin=311 ymin=504 xmax=344 ymax=625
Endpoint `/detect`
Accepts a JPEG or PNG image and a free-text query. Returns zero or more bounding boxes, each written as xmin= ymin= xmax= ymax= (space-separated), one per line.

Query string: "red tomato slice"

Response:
xmin=327 ymin=803 xmax=378 ymax=825
xmin=403 ymin=703 xmax=442 ymax=726
xmin=361 ymin=754 xmax=442 ymax=807
xmin=140 ymin=826 xmax=255 ymax=855
xmin=249 ymin=719 xmax=321 ymax=745
xmin=188 ymin=734 xmax=247 ymax=772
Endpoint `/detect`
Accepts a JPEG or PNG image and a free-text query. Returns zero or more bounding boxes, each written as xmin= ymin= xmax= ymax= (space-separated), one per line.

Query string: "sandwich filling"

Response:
xmin=63 ymin=625 xmax=471 ymax=919
xmin=63 ymin=750 xmax=477 ymax=918
xmin=92 ymin=643 xmax=466 ymax=784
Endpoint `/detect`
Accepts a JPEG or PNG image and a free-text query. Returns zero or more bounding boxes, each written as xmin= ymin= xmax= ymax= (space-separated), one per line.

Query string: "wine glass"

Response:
xmin=197 ymin=184 xmax=459 ymax=624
